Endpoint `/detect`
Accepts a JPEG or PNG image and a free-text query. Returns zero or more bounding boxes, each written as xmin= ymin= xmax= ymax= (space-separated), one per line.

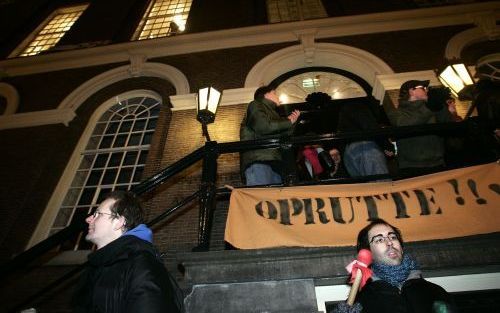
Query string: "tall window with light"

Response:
xmin=133 ymin=0 xmax=192 ymax=40
xmin=50 ymin=95 xmax=161 ymax=251
xmin=13 ymin=5 xmax=88 ymax=57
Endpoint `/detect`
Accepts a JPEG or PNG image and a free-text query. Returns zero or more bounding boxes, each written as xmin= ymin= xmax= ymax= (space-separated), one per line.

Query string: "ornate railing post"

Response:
xmin=195 ymin=140 xmax=219 ymax=251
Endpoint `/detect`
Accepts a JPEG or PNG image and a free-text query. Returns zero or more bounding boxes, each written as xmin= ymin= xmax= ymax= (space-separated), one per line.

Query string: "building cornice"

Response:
xmin=0 ymin=69 xmax=463 ymax=130
xmin=0 ymin=108 xmax=75 ymax=129
xmin=0 ymin=2 xmax=498 ymax=77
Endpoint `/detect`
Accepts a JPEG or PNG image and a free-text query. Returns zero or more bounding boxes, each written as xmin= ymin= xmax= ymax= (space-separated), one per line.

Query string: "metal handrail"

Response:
xmin=1 ymin=118 xmax=496 ymax=281
xmin=0 ymin=147 xmax=206 ymax=281
xmin=7 ymin=190 xmax=202 ymax=313
xmin=2 ymin=117 xmax=498 ymax=312
xmin=132 ymin=146 xmax=206 ymax=195
xmin=0 ymin=118 xmax=490 ymax=279
xmin=218 ymin=121 xmax=472 ymax=154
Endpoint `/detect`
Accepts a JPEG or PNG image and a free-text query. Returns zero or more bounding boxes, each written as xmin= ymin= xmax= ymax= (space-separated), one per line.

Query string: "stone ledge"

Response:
xmin=184 ymin=279 xmax=318 ymax=313
xmin=178 ymin=233 xmax=500 ymax=287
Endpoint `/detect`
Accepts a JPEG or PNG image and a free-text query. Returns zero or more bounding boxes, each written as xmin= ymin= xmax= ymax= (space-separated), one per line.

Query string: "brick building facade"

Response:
xmin=0 ymin=1 xmax=499 ymax=312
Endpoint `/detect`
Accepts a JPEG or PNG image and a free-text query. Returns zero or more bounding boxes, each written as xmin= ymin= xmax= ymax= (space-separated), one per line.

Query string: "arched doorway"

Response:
xmin=269 ymin=67 xmax=381 ymax=135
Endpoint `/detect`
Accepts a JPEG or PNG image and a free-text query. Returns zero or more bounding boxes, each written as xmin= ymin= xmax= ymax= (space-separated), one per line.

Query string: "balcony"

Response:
xmin=0 ymin=115 xmax=499 ymax=312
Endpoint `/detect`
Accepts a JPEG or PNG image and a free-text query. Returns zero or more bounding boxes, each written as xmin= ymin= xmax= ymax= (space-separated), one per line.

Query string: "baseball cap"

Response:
xmin=399 ymin=80 xmax=430 ymax=98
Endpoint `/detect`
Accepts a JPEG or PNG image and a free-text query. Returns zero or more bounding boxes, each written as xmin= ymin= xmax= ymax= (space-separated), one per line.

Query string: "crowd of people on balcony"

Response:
xmin=240 ymin=79 xmax=499 ymax=186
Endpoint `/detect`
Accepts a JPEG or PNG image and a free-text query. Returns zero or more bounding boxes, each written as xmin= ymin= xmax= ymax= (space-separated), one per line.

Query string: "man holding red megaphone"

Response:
xmin=334 ymin=219 xmax=455 ymax=313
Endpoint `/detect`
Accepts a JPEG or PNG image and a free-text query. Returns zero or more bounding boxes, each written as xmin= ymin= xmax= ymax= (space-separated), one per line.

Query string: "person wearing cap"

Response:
xmin=240 ymin=85 xmax=300 ymax=186
xmin=384 ymin=80 xmax=453 ymax=176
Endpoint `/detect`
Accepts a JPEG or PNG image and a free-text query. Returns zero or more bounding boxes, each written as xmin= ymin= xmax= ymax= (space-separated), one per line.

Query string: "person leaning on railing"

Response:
xmin=384 ymin=80 xmax=453 ymax=177
xmin=337 ymin=101 xmax=394 ymax=181
xmin=240 ymin=85 xmax=300 ymax=186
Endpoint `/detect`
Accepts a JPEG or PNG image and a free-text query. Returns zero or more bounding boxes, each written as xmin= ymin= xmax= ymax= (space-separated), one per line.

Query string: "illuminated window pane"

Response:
xmin=134 ymin=0 xmax=192 ymax=40
xmin=276 ymin=72 xmax=367 ymax=104
xmin=302 ymin=78 xmax=320 ymax=88
xmin=267 ymin=0 xmax=327 ymax=23
xmin=18 ymin=5 xmax=87 ymax=57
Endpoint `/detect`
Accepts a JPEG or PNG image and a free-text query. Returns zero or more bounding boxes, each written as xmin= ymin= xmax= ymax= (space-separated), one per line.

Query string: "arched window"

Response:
xmin=272 ymin=69 xmax=369 ymax=104
xmin=270 ymin=68 xmax=374 ymax=135
xmin=50 ymin=93 xmax=161 ymax=251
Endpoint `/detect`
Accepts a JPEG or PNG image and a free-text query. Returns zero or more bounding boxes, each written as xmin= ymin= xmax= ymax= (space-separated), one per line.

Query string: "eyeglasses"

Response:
xmin=91 ymin=211 xmax=115 ymax=219
xmin=412 ymin=86 xmax=427 ymax=91
xmin=369 ymin=232 xmax=399 ymax=245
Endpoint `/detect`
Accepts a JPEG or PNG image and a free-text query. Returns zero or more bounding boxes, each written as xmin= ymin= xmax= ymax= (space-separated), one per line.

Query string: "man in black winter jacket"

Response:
xmin=240 ymin=85 xmax=300 ymax=186
xmin=73 ymin=190 xmax=184 ymax=313
xmin=384 ymin=80 xmax=453 ymax=177
xmin=336 ymin=219 xmax=455 ymax=313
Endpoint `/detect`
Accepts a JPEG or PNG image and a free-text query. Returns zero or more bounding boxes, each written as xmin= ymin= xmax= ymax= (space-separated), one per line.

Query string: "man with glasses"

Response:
xmin=384 ymin=80 xmax=453 ymax=177
xmin=73 ymin=190 xmax=184 ymax=313
xmin=335 ymin=219 xmax=454 ymax=313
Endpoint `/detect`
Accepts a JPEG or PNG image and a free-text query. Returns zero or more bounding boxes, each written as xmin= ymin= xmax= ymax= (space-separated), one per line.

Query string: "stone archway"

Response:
xmin=58 ymin=62 xmax=189 ymax=112
xmin=245 ymin=43 xmax=393 ymax=92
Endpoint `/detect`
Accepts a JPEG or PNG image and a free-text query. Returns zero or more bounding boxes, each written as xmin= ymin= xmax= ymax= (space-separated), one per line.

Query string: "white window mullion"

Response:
xmin=12 ymin=5 xmax=88 ymax=57
xmin=48 ymin=94 xmax=161 ymax=250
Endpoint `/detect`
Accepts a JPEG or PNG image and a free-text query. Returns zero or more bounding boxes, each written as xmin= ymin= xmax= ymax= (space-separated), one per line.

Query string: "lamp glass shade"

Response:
xmin=453 ymin=64 xmax=474 ymax=85
xmin=198 ymin=87 xmax=209 ymax=111
xmin=438 ymin=64 xmax=474 ymax=96
xmin=197 ymin=87 xmax=221 ymax=125
xmin=198 ymin=87 xmax=221 ymax=114
xmin=207 ymin=87 xmax=221 ymax=113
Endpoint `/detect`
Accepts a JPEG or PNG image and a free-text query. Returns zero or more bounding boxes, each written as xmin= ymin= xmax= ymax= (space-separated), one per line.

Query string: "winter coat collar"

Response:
xmin=399 ymin=99 xmax=427 ymax=108
xmin=87 ymin=234 xmax=156 ymax=267
xmin=260 ymin=97 xmax=278 ymax=109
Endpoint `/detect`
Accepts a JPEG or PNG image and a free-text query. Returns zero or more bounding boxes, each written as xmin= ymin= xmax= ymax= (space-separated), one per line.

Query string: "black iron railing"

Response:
xmin=2 ymin=118 xmax=498 ymax=277
xmin=1 ymin=117 xmax=498 ymax=312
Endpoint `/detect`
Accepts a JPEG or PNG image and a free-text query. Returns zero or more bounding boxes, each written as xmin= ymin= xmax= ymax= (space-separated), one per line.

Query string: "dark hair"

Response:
xmin=254 ymin=85 xmax=274 ymax=101
xmin=356 ymin=218 xmax=403 ymax=252
xmin=106 ymin=190 xmax=145 ymax=231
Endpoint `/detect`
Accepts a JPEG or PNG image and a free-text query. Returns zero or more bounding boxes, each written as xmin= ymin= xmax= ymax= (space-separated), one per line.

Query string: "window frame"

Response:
xmin=28 ymin=90 xmax=163 ymax=250
xmin=8 ymin=4 xmax=88 ymax=58
xmin=132 ymin=0 xmax=192 ymax=41
xmin=267 ymin=0 xmax=327 ymax=24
